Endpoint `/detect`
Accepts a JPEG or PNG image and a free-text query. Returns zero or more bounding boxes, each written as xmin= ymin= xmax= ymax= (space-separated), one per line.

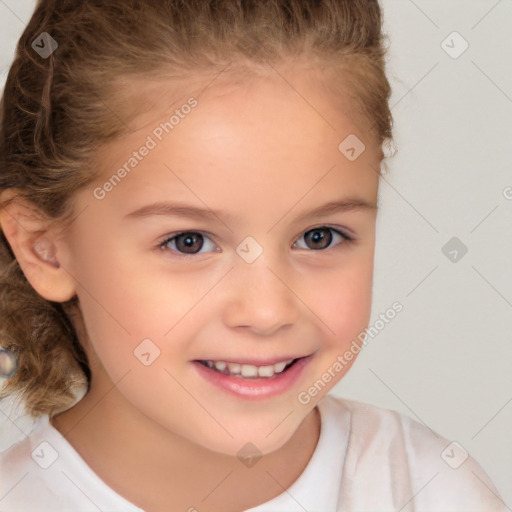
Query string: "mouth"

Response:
xmin=192 ymin=353 xmax=315 ymax=399
xmin=196 ymin=357 xmax=300 ymax=379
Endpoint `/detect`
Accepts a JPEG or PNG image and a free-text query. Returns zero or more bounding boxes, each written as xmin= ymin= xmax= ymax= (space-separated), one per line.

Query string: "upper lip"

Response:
xmin=194 ymin=354 xmax=311 ymax=366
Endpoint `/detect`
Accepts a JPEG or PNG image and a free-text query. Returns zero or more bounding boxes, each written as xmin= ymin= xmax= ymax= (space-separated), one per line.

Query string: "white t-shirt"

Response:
xmin=0 ymin=394 xmax=506 ymax=511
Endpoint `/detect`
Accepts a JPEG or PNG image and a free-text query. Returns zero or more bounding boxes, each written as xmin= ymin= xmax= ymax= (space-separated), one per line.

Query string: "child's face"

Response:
xmin=59 ymin=67 xmax=379 ymax=455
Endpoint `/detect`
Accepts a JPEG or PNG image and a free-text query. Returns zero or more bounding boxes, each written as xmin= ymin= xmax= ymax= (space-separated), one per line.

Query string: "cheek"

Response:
xmin=70 ymin=252 xmax=211 ymax=383
xmin=66 ymin=248 xmax=159 ymax=378
xmin=310 ymin=251 xmax=375 ymax=346
xmin=293 ymin=254 xmax=374 ymax=406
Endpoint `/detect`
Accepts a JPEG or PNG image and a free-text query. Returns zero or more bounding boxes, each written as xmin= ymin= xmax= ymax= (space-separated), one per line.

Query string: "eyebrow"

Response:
xmin=124 ymin=198 xmax=377 ymax=224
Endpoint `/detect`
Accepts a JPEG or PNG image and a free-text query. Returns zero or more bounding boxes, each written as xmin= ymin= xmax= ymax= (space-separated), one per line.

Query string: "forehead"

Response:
xmin=87 ymin=65 xmax=380 ymax=218
xmin=107 ymin=59 xmax=377 ymax=152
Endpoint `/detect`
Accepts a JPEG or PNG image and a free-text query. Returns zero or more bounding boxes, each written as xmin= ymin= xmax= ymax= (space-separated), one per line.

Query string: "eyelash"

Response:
xmin=157 ymin=226 xmax=354 ymax=260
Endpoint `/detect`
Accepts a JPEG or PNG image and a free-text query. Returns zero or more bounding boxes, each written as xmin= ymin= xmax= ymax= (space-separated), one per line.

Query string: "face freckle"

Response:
xmin=62 ymin=65 xmax=380 ymax=456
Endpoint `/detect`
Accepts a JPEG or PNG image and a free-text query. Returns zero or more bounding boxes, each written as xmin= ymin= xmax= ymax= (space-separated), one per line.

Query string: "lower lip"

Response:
xmin=192 ymin=355 xmax=313 ymax=400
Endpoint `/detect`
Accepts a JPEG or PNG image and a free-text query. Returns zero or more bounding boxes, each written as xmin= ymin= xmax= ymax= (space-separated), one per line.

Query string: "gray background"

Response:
xmin=0 ymin=0 xmax=511 ymax=506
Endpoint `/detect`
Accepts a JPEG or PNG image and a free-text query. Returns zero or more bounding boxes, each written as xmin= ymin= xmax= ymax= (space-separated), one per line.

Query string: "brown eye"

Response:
xmin=173 ymin=233 xmax=203 ymax=254
xmin=294 ymin=227 xmax=352 ymax=251
xmin=303 ymin=228 xmax=332 ymax=250
xmin=159 ymin=231 xmax=218 ymax=258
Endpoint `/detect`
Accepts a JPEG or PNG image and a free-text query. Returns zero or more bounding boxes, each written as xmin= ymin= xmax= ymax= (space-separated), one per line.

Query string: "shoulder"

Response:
xmin=0 ymin=405 xmax=144 ymax=512
xmin=0 ymin=415 xmax=71 ymax=511
xmin=0 ymin=412 xmax=141 ymax=512
xmin=321 ymin=395 xmax=507 ymax=511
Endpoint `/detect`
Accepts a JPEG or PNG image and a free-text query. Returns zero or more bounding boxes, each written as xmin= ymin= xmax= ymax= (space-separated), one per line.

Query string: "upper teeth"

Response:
xmin=203 ymin=359 xmax=294 ymax=378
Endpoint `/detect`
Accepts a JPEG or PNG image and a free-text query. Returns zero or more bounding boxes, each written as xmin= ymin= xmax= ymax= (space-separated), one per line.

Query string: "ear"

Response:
xmin=0 ymin=189 xmax=77 ymax=302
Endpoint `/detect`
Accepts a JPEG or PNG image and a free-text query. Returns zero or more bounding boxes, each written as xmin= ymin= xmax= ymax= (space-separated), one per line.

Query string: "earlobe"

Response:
xmin=0 ymin=190 xmax=77 ymax=303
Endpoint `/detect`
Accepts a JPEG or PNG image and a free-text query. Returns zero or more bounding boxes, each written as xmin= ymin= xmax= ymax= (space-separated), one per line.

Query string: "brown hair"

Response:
xmin=0 ymin=0 xmax=395 ymax=418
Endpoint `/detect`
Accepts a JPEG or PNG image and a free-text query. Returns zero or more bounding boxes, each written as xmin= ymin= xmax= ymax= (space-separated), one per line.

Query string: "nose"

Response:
xmin=221 ymin=255 xmax=300 ymax=336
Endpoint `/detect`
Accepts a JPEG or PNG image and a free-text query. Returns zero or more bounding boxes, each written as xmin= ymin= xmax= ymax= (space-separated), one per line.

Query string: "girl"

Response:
xmin=0 ymin=1 xmax=506 ymax=510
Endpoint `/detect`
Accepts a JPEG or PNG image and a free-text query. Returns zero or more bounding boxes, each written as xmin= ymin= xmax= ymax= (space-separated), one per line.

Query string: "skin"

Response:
xmin=0 ymin=63 xmax=380 ymax=512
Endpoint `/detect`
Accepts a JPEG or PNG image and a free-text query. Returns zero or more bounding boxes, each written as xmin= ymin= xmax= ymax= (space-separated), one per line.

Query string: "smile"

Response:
xmin=198 ymin=358 xmax=296 ymax=378
xmin=193 ymin=354 xmax=314 ymax=399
